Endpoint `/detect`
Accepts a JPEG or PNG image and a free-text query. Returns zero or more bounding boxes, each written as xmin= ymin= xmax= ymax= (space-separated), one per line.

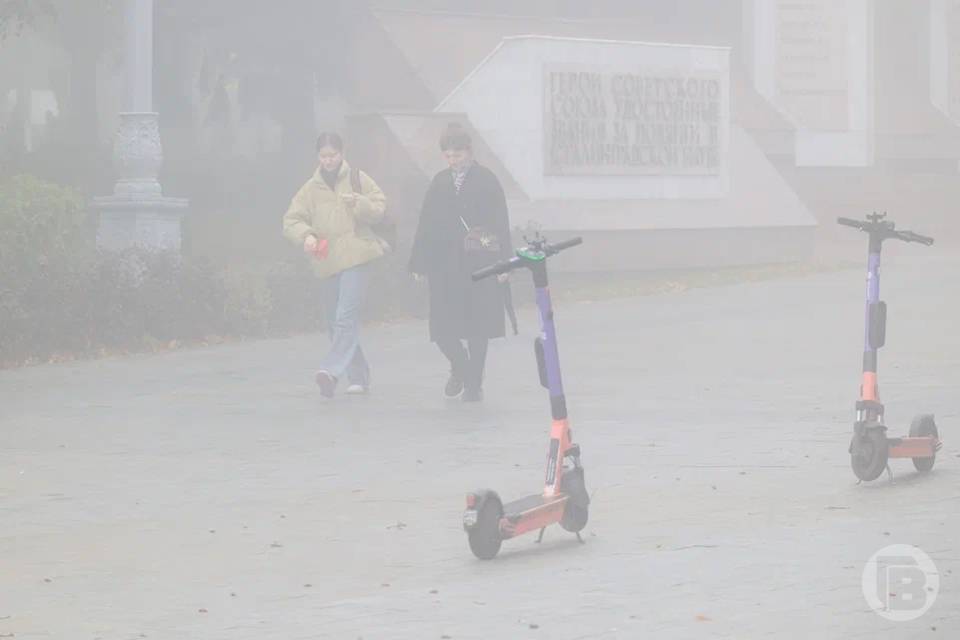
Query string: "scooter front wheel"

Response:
xmin=909 ymin=415 xmax=938 ymax=473
xmin=467 ymin=498 xmax=503 ymax=560
xmin=851 ymin=429 xmax=888 ymax=481
xmin=560 ymin=502 xmax=589 ymax=533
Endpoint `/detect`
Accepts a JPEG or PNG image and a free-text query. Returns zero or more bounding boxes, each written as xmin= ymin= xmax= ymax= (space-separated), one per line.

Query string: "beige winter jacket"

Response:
xmin=282 ymin=161 xmax=388 ymax=279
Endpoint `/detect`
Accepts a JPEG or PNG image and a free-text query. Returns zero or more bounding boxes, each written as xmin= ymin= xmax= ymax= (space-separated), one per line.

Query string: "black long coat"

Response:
xmin=409 ymin=164 xmax=513 ymax=342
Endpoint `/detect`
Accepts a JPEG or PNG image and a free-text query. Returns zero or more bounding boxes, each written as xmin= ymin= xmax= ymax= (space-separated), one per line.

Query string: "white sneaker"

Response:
xmin=345 ymin=384 xmax=368 ymax=395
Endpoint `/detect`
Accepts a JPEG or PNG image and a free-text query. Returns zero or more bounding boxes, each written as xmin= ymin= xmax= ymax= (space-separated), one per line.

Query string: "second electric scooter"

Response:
xmin=838 ymin=213 xmax=941 ymax=482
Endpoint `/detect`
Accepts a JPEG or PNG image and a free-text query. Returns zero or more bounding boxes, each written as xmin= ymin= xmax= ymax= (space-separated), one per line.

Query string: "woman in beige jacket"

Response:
xmin=283 ymin=132 xmax=387 ymax=397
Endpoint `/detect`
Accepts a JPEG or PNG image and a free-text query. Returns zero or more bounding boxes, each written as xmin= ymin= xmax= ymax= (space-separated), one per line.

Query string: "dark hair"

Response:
xmin=439 ymin=123 xmax=472 ymax=151
xmin=315 ymin=132 xmax=344 ymax=152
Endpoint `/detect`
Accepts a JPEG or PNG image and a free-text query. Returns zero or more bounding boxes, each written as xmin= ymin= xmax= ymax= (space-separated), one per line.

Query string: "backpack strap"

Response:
xmin=350 ymin=167 xmax=363 ymax=194
xmin=348 ymin=166 xmax=395 ymax=248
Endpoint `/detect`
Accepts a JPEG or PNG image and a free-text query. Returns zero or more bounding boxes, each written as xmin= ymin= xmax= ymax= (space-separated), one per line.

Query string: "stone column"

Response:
xmin=96 ymin=0 xmax=187 ymax=252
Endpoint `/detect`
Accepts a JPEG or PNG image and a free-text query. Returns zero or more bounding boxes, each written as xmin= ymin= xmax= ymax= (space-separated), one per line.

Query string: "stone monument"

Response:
xmin=929 ymin=0 xmax=960 ymax=123
xmin=434 ymin=35 xmax=815 ymax=271
xmin=746 ymin=0 xmax=875 ymax=166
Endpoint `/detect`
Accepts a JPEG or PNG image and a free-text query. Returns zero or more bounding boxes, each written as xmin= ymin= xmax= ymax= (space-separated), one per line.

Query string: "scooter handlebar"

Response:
xmin=837 ymin=217 xmax=865 ymax=230
xmin=470 ymin=236 xmax=584 ymax=281
xmin=545 ymin=236 xmax=583 ymax=255
xmin=895 ymin=230 xmax=935 ymax=246
xmin=837 ymin=217 xmax=934 ymax=246
xmin=471 ymin=256 xmax=522 ymax=281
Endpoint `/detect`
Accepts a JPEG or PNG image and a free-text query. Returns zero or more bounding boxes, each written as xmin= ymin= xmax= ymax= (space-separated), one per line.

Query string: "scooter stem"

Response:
xmin=531 ymin=261 xmax=572 ymax=497
xmin=861 ymin=241 xmax=881 ymax=402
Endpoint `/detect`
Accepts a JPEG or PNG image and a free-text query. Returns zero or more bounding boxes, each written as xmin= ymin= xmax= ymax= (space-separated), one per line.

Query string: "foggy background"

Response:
xmin=1 ymin=2 xmax=958 ymax=639
xmin=3 ymin=0 xmax=958 ymax=364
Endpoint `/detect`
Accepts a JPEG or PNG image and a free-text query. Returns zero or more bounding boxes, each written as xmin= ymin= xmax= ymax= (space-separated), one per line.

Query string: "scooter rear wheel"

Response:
xmin=851 ymin=429 xmax=888 ymax=482
xmin=909 ymin=415 xmax=938 ymax=473
xmin=468 ymin=498 xmax=503 ymax=560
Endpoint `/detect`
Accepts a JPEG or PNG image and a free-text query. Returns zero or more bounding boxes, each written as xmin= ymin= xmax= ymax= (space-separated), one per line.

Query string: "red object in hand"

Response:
xmin=315 ymin=238 xmax=329 ymax=259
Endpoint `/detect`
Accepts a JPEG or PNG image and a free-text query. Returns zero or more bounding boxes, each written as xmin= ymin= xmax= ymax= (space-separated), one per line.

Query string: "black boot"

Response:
xmin=444 ymin=373 xmax=465 ymax=398
xmin=462 ymin=387 xmax=483 ymax=402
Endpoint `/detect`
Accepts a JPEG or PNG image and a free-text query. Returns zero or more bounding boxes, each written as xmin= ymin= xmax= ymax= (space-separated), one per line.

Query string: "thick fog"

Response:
xmin=1 ymin=1 xmax=957 ymax=638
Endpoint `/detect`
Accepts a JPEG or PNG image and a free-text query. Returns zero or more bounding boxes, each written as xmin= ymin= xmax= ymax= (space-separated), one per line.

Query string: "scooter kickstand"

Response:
xmin=885 ymin=462 xmax=894 ymax=483
xmin=576 ymin=532 xmax=585 ymax=544
xmin=536 ymin=527 xmax=546 ymax=544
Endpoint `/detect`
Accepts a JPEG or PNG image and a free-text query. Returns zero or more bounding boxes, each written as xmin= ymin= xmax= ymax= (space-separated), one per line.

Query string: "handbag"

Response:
xmin=459 ymin=217 xmax=517 ymax=334
xmin=460 ymin=216 xmax=501 ymax=253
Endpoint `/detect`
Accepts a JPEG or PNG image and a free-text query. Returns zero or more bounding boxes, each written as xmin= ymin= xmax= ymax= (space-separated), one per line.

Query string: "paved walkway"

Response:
xmin=2 ymin=251 xmax=958 ymax=639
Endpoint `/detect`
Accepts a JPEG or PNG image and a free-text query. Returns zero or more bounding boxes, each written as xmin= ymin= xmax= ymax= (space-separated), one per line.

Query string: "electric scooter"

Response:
xmin=838 ymin=213 xmax=941 ymax=482
xmin=462 ymin=233 xmax=589 ymax=559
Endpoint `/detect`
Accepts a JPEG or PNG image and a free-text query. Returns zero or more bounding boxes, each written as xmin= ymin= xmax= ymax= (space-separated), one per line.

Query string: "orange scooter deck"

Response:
xmin=499 ymin=493 xmax=568 ymax=539
xmin=888 ymin=436 xmax=941 ymax=459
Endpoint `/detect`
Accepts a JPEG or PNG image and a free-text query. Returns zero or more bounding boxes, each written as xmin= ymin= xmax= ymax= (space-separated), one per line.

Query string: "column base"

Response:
xmin=95 ymin=195 xmax=189 ymax=252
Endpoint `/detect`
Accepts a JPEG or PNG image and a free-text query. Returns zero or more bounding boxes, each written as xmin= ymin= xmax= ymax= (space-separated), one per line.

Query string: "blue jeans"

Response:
xmin=318 ymin=265 xmax=370 ymax=387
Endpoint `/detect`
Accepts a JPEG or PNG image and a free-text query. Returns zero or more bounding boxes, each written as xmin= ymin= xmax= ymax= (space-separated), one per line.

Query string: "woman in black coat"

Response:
xmin=409 ymin=123 xmax=513 ymax=402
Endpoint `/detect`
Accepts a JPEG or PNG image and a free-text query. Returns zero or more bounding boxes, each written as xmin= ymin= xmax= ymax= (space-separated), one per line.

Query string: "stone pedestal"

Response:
xmin=95 ymin=0 xmax=187 ymax=252
xmin=95 ymin=112 xmax=187 ymax=251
